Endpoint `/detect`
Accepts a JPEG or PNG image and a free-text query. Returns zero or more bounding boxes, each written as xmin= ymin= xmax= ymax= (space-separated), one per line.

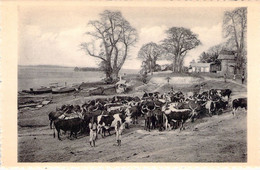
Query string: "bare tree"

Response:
xmin=162 ymin=27 xmax=201 ymax=72
xmin=81 ymin=10 xmax=138 ymax=83
xmin=138 ymin=42 xmax=162 ymax=75
xmin=223 ymin=7 xmax=247 ymax=73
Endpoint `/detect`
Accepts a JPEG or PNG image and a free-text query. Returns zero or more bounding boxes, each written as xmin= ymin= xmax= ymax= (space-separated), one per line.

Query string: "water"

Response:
xmin=18 ymin=65 xmax=139 ymax=91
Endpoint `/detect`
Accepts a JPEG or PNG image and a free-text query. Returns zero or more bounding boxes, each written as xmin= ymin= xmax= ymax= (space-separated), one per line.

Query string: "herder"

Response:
xmin=115 ymin=121 xmax=124 ymax=146
xmin=89 ymin=117 xmax=97 ymax=147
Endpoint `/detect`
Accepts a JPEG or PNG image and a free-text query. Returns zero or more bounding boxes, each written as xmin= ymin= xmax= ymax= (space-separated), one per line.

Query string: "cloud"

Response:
xmin=19 ymin=25 xmax=99 ymax=67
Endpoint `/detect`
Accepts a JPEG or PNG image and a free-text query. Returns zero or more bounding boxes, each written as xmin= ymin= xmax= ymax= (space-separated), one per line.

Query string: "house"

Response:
xmin=218 ymin=50 xmax=236 ymax=75
xmin=189 ymin=62 xmax=212 ymax=73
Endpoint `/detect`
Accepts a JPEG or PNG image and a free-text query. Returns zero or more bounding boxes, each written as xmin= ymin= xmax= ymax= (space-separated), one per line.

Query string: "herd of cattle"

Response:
xmin=49 ymin=89 xmax=247 ymax=140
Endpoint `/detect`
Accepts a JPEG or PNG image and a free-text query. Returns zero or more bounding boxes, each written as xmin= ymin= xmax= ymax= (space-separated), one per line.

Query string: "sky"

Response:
xmin=18 ymin=6 xmax=234 ymax=69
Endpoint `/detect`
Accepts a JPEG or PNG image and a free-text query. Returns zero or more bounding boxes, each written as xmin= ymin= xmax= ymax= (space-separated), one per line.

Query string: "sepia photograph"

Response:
xmin=15 ymin=5 xmax=249 ymax=163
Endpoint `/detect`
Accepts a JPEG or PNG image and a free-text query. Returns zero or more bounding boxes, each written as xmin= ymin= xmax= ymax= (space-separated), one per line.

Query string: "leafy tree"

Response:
xmin=162 ymin=27 xmax=201 ymax=72
xmin=81 ymin=10 xmax=138 ymax=83
xmin=138 ymin=42 xmax=162 ymax=75
xmin=199 ymin=44 xmax=223 ymax=64
xmin=223 ymin=7 xmax=247 ymax=73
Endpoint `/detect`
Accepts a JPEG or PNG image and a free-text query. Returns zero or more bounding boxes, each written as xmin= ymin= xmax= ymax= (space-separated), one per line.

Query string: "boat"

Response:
xmin=29 ymin=87 xmax=52 ymax=94
xmin=52 ymin=86 xmax=76 ymax=94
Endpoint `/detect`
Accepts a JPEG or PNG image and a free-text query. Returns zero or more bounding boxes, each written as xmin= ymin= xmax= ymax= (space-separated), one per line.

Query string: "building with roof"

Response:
xmin=218 ymin=50 xmax=236 ymax=75
xmin=189 ymin=62 xmax=212 ymax=73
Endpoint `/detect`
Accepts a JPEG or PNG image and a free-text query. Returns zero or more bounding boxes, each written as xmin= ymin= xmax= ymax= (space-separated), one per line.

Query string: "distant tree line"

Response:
xmin=74 ymin=67 xmax=102 ymax=72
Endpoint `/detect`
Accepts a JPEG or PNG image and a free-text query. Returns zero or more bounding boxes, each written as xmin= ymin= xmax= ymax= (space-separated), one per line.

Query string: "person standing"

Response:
xmin=115 ymin=121 xmax=124 ymax=146
xmin=89 ymin=117 xmax=97 ymax=147
xmin=242 ymin=74 xmax=245 ymax=84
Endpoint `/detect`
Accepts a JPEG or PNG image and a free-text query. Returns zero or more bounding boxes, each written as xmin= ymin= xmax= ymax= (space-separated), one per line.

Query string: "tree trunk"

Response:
xmin=111 ymin=69 xmax=119 ymax=81
xmin=150 ymin=60 xmax=153 ymax=75
xmin=172 ymin=57 xmax=177 ymax=73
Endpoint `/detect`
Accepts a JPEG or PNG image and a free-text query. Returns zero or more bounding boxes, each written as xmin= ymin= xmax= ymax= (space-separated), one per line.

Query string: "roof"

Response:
xmin=190 ymin=62 xmax=212 ymax=67
xmin=219 ymin=50 xmax=236 ymax=55
xmin=218 ymin=50 xmax=236 ymax=60
xmin=218 ymin=54 xmax=235 ymax=60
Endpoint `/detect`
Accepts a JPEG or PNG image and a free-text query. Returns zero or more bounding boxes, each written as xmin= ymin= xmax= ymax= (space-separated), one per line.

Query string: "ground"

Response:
xmin=18 ymin=72 xmax=247 ymax=162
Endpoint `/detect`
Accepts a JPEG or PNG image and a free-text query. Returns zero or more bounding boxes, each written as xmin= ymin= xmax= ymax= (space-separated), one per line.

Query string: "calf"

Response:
xmin=232 ymin=98 xmax=247 ymax=116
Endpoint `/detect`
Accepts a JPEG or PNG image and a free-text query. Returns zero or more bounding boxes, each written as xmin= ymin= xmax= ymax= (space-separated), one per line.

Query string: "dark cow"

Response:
xmin=232 ymin=98 xmax=247 ymax=116
xmin=126 ymin=105 xmax=142 ymax=124
xmin=53 ymin=117 xmax=83 ymax=140
xmin=214 ymin=99 xmax=228 ymax=115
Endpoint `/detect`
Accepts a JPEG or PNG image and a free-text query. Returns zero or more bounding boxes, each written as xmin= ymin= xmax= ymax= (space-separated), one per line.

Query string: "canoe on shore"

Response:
xmin=28 ymin=87 xmax=52 ymax=94
xmin=52 ymin=87 xmax=76 ymax=94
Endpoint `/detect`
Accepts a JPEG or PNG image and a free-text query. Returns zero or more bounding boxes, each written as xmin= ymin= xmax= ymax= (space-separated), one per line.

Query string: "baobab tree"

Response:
xmin=162 ymin=27 xmax=201 ymax=73
xmin=138 ymin=42 xmax=162 ymax=75
xmin=81 ymin=10 xmax=138 ymax=83
xmin=223 ymin=7 xmax=247 ymax=74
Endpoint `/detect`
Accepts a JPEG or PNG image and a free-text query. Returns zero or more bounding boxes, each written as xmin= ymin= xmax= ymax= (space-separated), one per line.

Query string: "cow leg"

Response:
xmin=74 ymin=131 xmax=78 ymax=139
xmin=57 ymin=129 xmax=61 ymax=140
xmin=108 ymin=128 xmax=111 ymax=136
xmin=70 ymin=131 xmax=73 ymax=139
xmin=232 ymin=108 xmax=236 ymax=116
xmin=50 ymin=120 xmax=53 ymax=129
xmin=180 ymin=120 xmax=184 ymax=131
xmin=165 ymin=118 xmax=168 ymax=131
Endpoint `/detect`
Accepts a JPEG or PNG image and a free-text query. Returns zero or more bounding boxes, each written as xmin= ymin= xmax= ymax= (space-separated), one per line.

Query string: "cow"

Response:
xmin=163 ymin=103 xmax=198 ymax=131
xmin=232 ymin=98 xmax=247 ymax=116
xmin=97 ymin=113 xmax=130 ymax=137
xmin=218 ymin=89 xmax=232 ymax=101
xmin=53 ymin=117 xmax=83 ymax=140
xmin=125 ymin=105 xmax=142 ymax=124
xmin=214 ymin=99 xmax=228 ymax=115
xmin=143 ymin=109 xmax=155 ymax=132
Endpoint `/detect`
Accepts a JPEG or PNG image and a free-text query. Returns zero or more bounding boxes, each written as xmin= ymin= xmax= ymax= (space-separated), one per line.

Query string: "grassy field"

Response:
xmin=18 ymin=72 xmax=247 ymax=162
